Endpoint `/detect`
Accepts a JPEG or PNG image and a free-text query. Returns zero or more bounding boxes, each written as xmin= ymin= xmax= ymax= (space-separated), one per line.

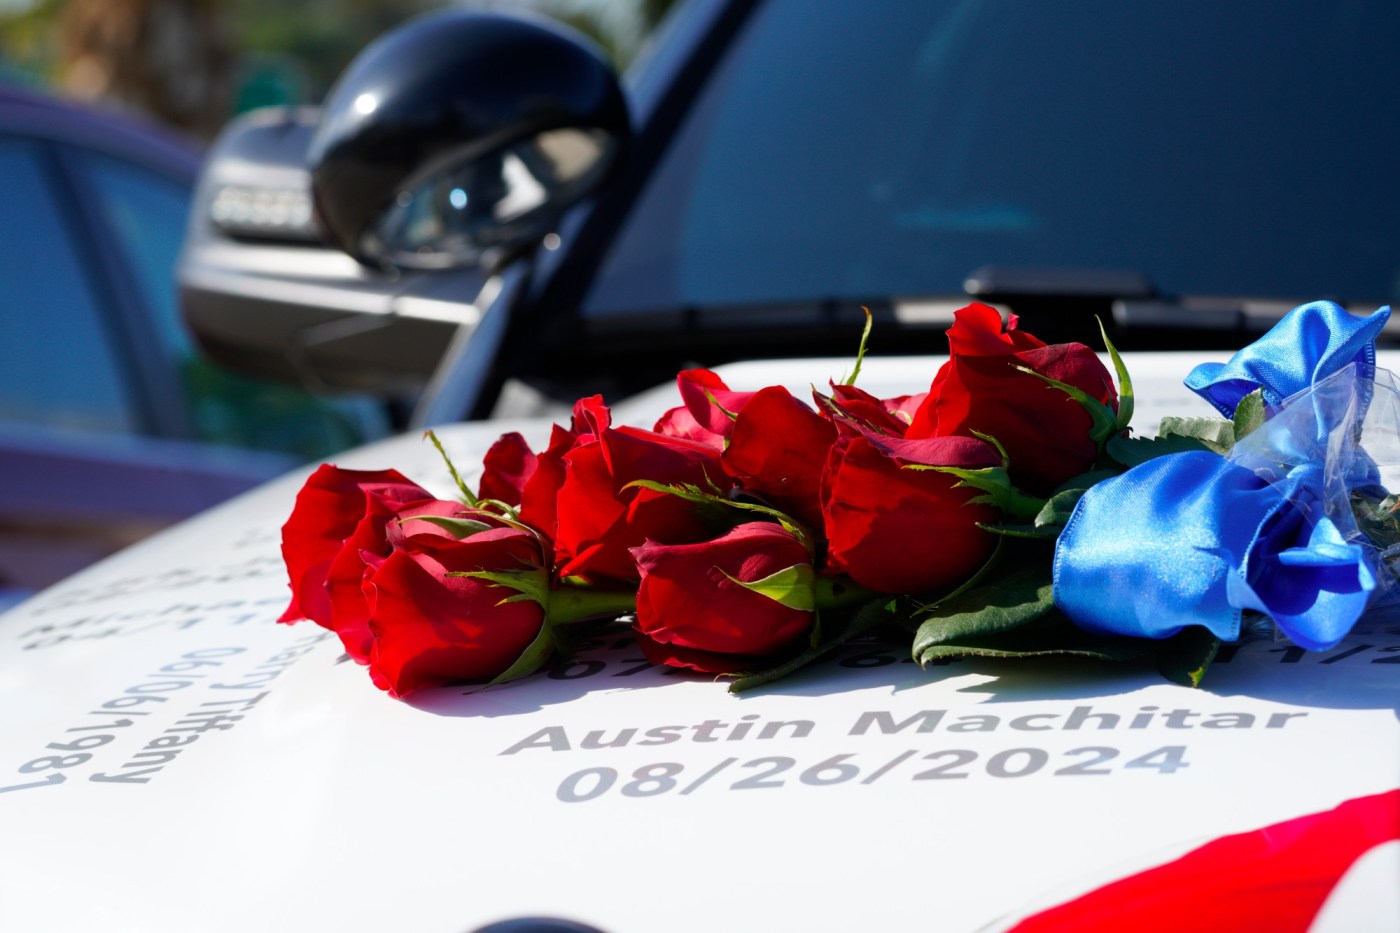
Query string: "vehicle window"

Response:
xmin=586 ymin=0 xmax=1400 ymax=315
xmin=75 ymin=151 xmax=192 ymax=349
xmin=78 ymin=151 xmax=390 ymax=459
xmin=0 ymin=136 xmax=137 ymax=434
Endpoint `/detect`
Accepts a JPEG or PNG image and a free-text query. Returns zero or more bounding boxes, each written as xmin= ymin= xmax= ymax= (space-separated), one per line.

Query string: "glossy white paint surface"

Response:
xmin=1 ymin=354 xmax=1394 ymax=932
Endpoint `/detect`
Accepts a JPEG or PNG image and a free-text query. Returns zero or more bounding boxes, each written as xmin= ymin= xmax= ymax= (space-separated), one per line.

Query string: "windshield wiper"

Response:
xmin=956 ymin=266 xmax=1362 ymax=349
xmin=964 ymin=264 xmax=1155 ymax=300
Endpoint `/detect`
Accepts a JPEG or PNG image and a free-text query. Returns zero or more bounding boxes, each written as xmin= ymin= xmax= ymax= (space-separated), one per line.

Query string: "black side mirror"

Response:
xmin=308 ymin=9 xmax=630 ymax=271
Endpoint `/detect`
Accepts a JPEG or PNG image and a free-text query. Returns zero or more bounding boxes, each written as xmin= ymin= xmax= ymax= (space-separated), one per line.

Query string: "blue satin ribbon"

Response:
xmin=1185 ymin=301 xmax=1390 ymax=416
xmin=1055 ymin=301 xmax=1393 ymax=651
xmin=1054 ymin=451 xmax=1374 ymax=649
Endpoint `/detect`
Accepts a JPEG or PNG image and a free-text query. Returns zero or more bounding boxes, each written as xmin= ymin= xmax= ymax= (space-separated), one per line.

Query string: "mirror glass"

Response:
xmin=360 ymin=127 xmax=614 ymax=270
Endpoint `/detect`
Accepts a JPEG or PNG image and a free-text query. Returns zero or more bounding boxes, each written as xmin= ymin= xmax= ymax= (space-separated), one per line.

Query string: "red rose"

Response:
xmin=822 ymin=421 xmax=999 ymax=594
xmin=518 ymin=422 xmax=577 ymax=549
xmin=721 ymin=385 xmax=836 ymax=529
xmin=883 ymin=390 xmax=929 ymax=427
xmin=321 ymin=496 xmax=489 ymax=661
xmin=524 ymin=395 xmax=725 ymax=583
xmin=362 ymin=525 xmax=548 ymax=697
xmin=906 ymin=303 xmax=1117 ymax=493
xmin=825 ymin=382 xmax=918 ymax=436
xmin=478 ymin=432 xmax=537 ymax=506
xmin=277 ymin=465 xmax=432 ymax=648
xmin=279 ymin=462 xmax=521 ymax=663
xmin=632 ymin=522 xmax=815 ymax=673
xmin=653 ymin=369 xmax=755 ymax=447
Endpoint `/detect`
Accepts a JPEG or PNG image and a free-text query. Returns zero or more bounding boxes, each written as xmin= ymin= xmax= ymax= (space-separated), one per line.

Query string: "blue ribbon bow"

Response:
xmin=1055 ymin=302 xmax=1394 ymax=651
xmin=1184 ymin=301 xmax=1389 ymax=415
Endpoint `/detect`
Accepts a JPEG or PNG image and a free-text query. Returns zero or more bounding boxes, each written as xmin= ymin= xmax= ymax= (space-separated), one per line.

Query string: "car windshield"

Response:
xmin=584 ymin=0 xmax=1400 ymax=316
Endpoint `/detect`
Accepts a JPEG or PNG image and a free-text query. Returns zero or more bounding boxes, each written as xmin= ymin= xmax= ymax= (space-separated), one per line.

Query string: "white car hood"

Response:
xmin=1 ymin=354 xmax=1396 ymax=932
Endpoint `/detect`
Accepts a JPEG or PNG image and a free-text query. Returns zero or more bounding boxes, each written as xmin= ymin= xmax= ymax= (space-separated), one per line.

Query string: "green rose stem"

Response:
xmin=548 ymin=586 xmax=637 ymax=626
xmin=484 ymin=585 xmax=635 ymax=687
xmin=722 ymin=573 xmax=883 ymax=694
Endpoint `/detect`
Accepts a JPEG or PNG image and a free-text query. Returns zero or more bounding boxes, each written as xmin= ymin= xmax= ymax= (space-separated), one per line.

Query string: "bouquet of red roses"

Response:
xmin=276 ymin=300 xmax=1393 ymax=698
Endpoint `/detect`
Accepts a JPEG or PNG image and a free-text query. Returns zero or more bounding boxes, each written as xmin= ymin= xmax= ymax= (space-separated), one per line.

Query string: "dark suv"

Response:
xmin=181 ymin=0 xmax=1400 ymax=426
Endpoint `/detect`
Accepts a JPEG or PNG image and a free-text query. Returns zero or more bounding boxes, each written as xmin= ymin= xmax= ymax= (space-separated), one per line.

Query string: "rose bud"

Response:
xmin=280 ymin=463 xmax=511 ymax=664
xmin=822 ymin=421 xmax=1000 ymax=595
xmin=518 ymin=421 xmax=579 ymax=551
xmin=906 ymin=303 xmax=1118 ymax=493
xmin=361 ymin=526 xmax=550 ymax=697
xmin=721 ymin=386 xmax=836 ymax=530
xmin=825 ymin=382 xmax=918 ymax=436
xmin=320 ymin=497 xmax=505 ymax=663
xmin=631 ymin=523 xmax=817 ymax=673
xmin=524 ymin=395 xmax=726 ymax=584
xmin=653 ymin=368 xmax=756 ymax=447
xmin=278 ymin=465 xmax=432 ymax=653
xmin=477 ymin=432 xmax=537 ymax=506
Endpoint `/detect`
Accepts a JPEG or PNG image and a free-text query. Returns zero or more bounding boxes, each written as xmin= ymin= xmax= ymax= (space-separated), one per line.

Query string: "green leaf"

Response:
xmin=627 ymin=479 xmax=740 ymax=533
xmin=916 ymin=618 xmax=1156 ymax=664
xmin=487 ymin=622 xmax=555 ymax=686
xmin=1353 ymin=489 xmax=1400 ymax=549
xmin=1105 ymin=431 xmax=1216 ymax=468
xmin=1034 ymin=488 xmax=1087 ymax=529
xmin=1157 ymin=416 xmax=1235 ymax=453
xmin=917 ymin=604 xmax=1156 ymax=664
xmin=813 ymin=574 xmax=881 ymax=612
xmin=451 ymin=567 xmax=551 ymax=609
xmin=1155 ymin=626 xmax=1221 ymax=687
xmin=1052 ymin=468 xmax=1122 ymax=494
xmin=1233 ymin=390 xmax=1268 ymax=441
xmin=720 ymin=563 xmax=816 ymax=612
xmin=1096 ymin=317 xmax=1134 ymax=433
xmin=993 ymin=473 xmax=1113 ymax=534
xmin=626 ymin=479 xmax=817 ymax=554
xmin=423 ymin=430 xmax=478 ymax=506
xmin=912 ymin=563 xmax=1055 ymax=661
xmin=1013 ymin=364 xmax=1119 ymax=444
xmin=968 ymin=429 xmax=1012 ymax=470
xmin=907 ymin=463 xmax=1045 ymax=521
xmin=401 ymin=515 xmax=495 ymax=539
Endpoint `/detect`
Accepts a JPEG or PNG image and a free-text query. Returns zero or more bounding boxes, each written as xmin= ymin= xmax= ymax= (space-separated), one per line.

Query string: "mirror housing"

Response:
xmin=308 ymin=9 xmax=630 ymax=271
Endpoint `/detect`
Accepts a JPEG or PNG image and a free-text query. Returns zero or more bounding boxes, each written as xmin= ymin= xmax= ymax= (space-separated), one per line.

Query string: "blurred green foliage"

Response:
xmin=0 ymin=0 xmax=62 ymax=84
xmin=234 ymin=0 xmax=438 ymax=104
xmin=0 ymin=0 xmax=680 ymax=115
xmin=181 ymin=357 xmax=386 ymax=461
